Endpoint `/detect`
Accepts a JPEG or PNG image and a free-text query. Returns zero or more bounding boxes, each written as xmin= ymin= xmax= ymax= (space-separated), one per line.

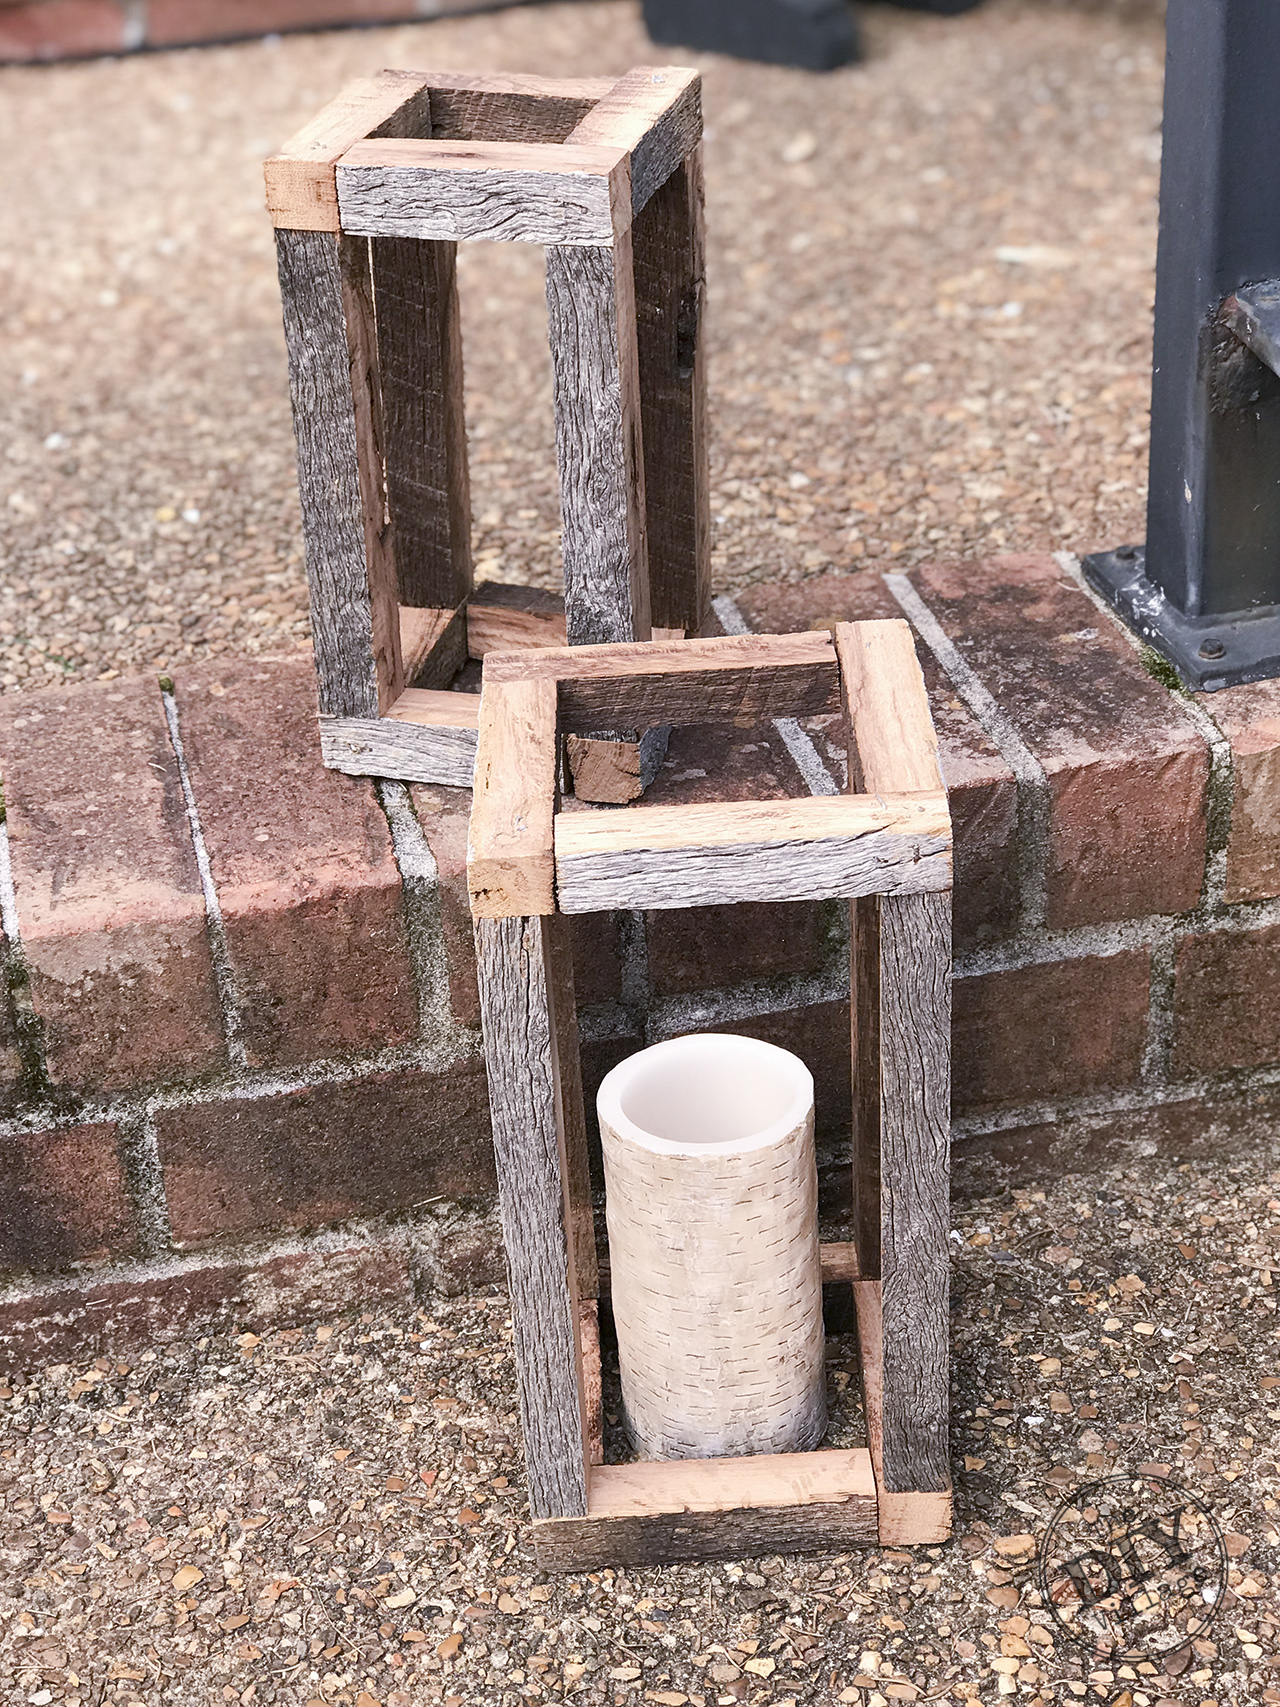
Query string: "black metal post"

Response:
xmin=1086 ymin=0 xmax=1280 ymax=690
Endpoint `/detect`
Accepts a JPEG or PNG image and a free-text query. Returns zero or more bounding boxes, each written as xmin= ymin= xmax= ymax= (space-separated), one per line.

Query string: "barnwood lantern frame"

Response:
xmin=467 ymin=620 xmax=953 ymax=1567
xmin=266 ymin=66 xmax=710 ymax=799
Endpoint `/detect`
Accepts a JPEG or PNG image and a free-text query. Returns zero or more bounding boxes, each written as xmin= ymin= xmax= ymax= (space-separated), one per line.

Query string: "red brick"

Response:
xmin=156 ymin=1066 xmax=493 ymax=1246
xmin=1171 ymin=926 xmax=1280 ymax=1077
xmin=952 ymin=951 xmax=1151 ymax=1114
xmin=740 ymin=570 xmax=1020 ymax=949
xmin=0 ymin=1122 xmax=134 ymax=1274
xmin=687 ymin=1000 xmax=852 ymax=1150
xmin=0 ymin=0 xmax=126 ymax=62
xmin=0 ymin=1235 xmax=413 ymax=1373
xmin=909 ymin=555 xmax=1210 ymax=928
xmin=144 ymin=0 xmax=417 ymax=47
xmin=1195 ymin=677 xmax=1280 ymax=903
xmin=174 ymin=658 xmax=416 ymax=1068
xmin=0 ymin=678 xmax=223 ymax=1092
xmin=647 ymin=900 xmax=835 ymax=996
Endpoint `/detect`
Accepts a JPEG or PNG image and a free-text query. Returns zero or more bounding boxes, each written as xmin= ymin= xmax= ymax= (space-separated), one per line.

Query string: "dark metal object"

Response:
xmin=1085 ymin=0 xmax=1280 ymax=690
xmin=640 ymin=0 xmax=859 ymax=71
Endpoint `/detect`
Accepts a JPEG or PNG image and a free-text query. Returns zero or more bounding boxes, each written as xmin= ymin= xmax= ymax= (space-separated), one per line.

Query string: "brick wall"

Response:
xmin=2 ymin=551 xmax=1280 ymax=1370
xmin=0 ymin=0 xmax=535 ymax=63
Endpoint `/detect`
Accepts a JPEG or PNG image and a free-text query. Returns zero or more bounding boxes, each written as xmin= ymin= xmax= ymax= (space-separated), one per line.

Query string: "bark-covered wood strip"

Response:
xmin=556 ymin=818 xmax=952 ymax=913
xmin=337 ymin=139 xmax=629 ymax=245
xmin=319 ymin=714 xmax=476 ymax=788
xmin=399 ymin=604 xmax=468 ymax=689
xmin=265 ymin=69 xmax=431 ymax=230
xmin=386 ymin=688 xmax=480 ymax=728
xmin=475 ymin=915 xmax=589 ymax=1521
xmin=631 ymin=147 xmax=711 ymax=636
xmin=545 ymin=239 xmax=651 ymax=646
xmin=374 ymin=236 xmax=472 ymax=610
xmin=532 ymin=1448 xmax=876 ymax=1569
xmin=850 ymin=895 xmax=882 ymax=1283
xmin=276 ymin=228 xmax=383 ymax=720
xmin=565 ymin=66 xmax=702 ymax=213
xmin=544 ymin=912 xmax=598 ymax=1302
xmin=878 ymin=890 xmax=952 ymax=1497
xmin=836 ymin=619 xmax=945 ymax=797
xmin=854 ymin=1279 xmax=952 ymax=1544
xmin=468 ymin=678 xmax=559 ymax=918
xmin=337 ymin=233 xmax=404 ymax=715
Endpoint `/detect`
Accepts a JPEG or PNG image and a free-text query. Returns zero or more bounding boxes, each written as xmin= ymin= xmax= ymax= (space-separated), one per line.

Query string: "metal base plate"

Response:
xmin=1082 ymin=544 xmax=1280 ymax=691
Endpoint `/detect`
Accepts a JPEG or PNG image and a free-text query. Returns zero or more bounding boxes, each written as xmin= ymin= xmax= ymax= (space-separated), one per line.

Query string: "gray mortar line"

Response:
xmin=1140 ymin=930 xmax=1178 ymax=1087
xmin=160 ymin=683 xmax=249 ymax=1075
xmin=120 ymin=0 xmax=147 ymax=50
xmin=617 ymin=909 xmax=650 ymax=1038
xmin=1055 ymin=550 xmax=1235 ymax=912
xmin=884 ymin=570 xmax=1051 ymax=932
xmin=646 ymin=966 xmax=848 ymax=1043
xmin=0 ymin=811 xmax=19 ymax=949
xmin=951 ymin=1063 xmax=1280 ymax=1143
xmin=0 ymin=805 xmax=51 ymax=1092
xmin=711 ymin=594 xmax=840 ymax=797
xmin=375 ymin=779 xmax=476 ymax=1057
xmin=116 ymin=1108 xmax=175 ymax=1258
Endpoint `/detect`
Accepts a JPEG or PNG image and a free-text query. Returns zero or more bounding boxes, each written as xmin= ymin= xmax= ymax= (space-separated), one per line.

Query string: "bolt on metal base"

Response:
xmin=1083 ymin=544 xmax=1280 ymax=692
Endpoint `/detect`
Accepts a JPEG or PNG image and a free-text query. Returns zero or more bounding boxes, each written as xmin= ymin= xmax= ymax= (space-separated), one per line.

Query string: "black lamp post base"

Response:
xmin=640 ymin=0 xmax=859 ymax=70
xmin=1083 ymin=544 xmax=1280 ymax=692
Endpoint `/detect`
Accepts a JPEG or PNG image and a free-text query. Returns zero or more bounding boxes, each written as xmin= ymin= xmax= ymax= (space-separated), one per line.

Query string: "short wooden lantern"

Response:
xmin=266 ymin=65 xmax=710 ymax=800
xmin=467 ymin=619 xmax=954 ymax=1568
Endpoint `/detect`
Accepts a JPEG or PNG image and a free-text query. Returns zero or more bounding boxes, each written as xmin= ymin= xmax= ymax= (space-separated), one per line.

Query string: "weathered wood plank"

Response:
xmin=545 ymin=237 xmax=651 ymax=646
xmin=475 ymin=915 xmax=589 ymax=1521
xmin=399 ymin=603 xmax=468 ymax=689
xmin=555 ymin=794 xmax=952 ymax=913
xmin=878 ymin=890 xmax=952 ymax=1497
xmin=850 ymin=895 xmax=882 ymax=1283
xmin=426 ymin=79 xmax=605 ymax=145
xmin=265 ymin=69 xmax=430 ymax=231
xmin=836 ymin=619 xmax=944 ymax=796
xmin=374 ymin=235 xmax=472 ymax=611
xmin=468 ymin=582 xmax=568 ymax=656
xmin=532 ymin=1449 xmax=877 ymax=1570
xmin=337 ymin=139 xmax=630 ymax=245
xmin=544 ymin=912 xmax=598 ymax=1303
xmin=819 ymin=1241 xmax=862 ymax=1283
xmin=565 ymin=65 xmax=702 ymax=214
xmin=631 ymin=146 xmax=711 ymax=636
xmin=275 ymin=227 xmax=402 ymax=720
xmin=579 ymin=1299 xmax=604 ymax=1468
xmin=854 ymin=1279 xmax=952 ymax=1544
xmin=319 ymin=703 xmax=477 ymax=788
xmin=468 ymin=678 xmax=559 ymax=918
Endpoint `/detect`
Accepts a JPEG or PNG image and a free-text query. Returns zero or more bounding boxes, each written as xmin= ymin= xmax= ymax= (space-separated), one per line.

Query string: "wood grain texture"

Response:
xmin=374 ymin=235 xmax=472 ymax=610
xmin=337 ymin=139 xmax=630 ymax=245
xmin=820 ymin=1241 xmax=862 ymax=1283
xmin=878 ymin=889 xmax=952 ymax=1496
xmin=486 ymin=630 xmax=839 ymax=729
xmin=468 ymin=678 xmax=558 ymax=918
xmin=850 ymin=894 xmax=882 ymax=1284
xmin=386 ymin=687 xmax=480 ymax=728
xmin=468 ymin=582 xmax=567 ymax=656
xmin=836 ymin=619 xmax=945 ymax=796
xmin=399 ymin=603 xmax=467 ymax=689
xmin=318 ymin=711 xmax=477 ymax=787
xmin=631 ymin=147 xmax=711 ymax=636
xmin=275 ymin=227 xmax=402 ymax=720
xmin=566 ymin=65 xmax=702 ymax=213
xmin=265 ymin=69 xmax=430 ymax=230
xmin=532 ymin=1449 xmax=877 ymax=1569
xmin=474 ymin=915 xmax=589 ymax=1520
xmin=426 ymin=80 xmax=604 ymax=145
xmin=555 ymin=794 xmax=952 ymax=913
xmin=854 ymin=1280 xmax=952 ymax=1543
xmin=545 ymin=238 xmax=651 ymax=647
xmin=544 ymin=912 xmax=597 ymax=1302
xmin=579 ymin=1299 xmax=604 ymax=1468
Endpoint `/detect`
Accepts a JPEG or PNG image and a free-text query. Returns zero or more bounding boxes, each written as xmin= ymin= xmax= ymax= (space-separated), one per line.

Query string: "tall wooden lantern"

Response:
xmin=265 ymin=66 xmax=710 ymax=801
xmin=467 ymin=619 xmax=954 ymax=1567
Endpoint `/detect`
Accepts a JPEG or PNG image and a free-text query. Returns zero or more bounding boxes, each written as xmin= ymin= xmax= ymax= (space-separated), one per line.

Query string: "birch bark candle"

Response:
xmin=598 ymin=1033 xmax=826 ymax=1460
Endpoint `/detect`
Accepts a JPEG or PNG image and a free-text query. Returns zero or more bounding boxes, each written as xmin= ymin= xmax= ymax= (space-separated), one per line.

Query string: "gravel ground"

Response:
xmin=2 ymin=1140 xmax=1277 ymax=1707
xmin=0 ymin=0 xmax=1165 ymax=690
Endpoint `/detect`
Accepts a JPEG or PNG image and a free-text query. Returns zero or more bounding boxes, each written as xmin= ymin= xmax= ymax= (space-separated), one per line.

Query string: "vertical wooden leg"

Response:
xmin=372 ymin=233 xmax=473 ymax=689
xmin=632 ymin=148 xmax=711 ymax=638
xmin=275 ymin=227 xmax=403 ymax=720
xmin=849 ymin=895 xmax=881 ymax=1285
xmin=474 ymin=914 xmax=590 ymax=1520
xmin=878 ymin=890 xmax=951 ymax=1500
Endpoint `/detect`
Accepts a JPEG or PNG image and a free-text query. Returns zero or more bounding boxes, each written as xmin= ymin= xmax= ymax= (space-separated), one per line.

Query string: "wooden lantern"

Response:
xmin=467 ymin=619 xmax=954 ymax=1567
xmin=265 ymin=66 xmax=710 ymax=800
